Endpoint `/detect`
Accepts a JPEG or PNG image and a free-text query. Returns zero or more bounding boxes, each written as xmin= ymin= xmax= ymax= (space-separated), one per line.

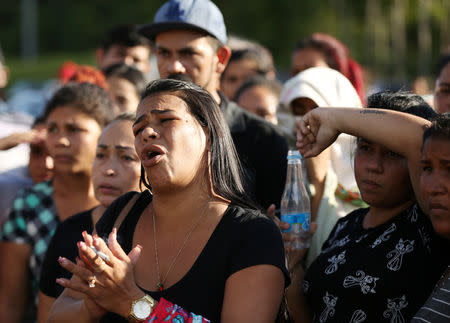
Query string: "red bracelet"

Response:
xmin=143 ymin=297 xmax=210 ymax=323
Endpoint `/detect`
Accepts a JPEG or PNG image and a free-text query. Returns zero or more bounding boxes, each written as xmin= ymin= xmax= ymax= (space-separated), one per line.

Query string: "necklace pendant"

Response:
xmin=157 ymin=283 xmax=164 ymax=291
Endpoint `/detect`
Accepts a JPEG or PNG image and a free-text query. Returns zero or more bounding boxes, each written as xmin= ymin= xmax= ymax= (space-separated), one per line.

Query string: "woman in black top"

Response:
xmin=38 ymin=113 xmax=141 ymax=322
xmin=49 ymin=79 xmax=289 ymax=322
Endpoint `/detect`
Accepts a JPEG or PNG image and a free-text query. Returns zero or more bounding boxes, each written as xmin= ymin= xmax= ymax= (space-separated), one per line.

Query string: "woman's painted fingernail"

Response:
xmin=58 ymin=257 xmax=67 ymax=265
xmin=79 ymin=241 xmax=86 ymax=250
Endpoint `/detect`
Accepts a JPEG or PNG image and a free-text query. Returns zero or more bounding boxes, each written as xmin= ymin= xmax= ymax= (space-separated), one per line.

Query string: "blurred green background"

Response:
xmin=1 ymin=0 xmax=449 ymax=88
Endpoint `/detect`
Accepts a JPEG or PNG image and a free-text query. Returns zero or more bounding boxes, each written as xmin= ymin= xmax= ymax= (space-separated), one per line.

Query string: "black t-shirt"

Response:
xmin=220 ymin=93 xmax=288 ymax=209
xmin=39 ymin=209 xmax=94 ymax=298
xmin=303 ymin=204 xmax=450 ymax=322
xmin=95 ymin=190 xmax=289 ymax=323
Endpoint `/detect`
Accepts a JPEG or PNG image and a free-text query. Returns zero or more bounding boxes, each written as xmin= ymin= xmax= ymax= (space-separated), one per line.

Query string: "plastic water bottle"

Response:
xmin=280 ymin=150 xmax=311 ymax=249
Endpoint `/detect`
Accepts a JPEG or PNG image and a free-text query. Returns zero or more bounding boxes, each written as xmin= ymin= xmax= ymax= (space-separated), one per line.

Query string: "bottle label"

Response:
xmin=281 ymin=212 xmax=310 ymax=232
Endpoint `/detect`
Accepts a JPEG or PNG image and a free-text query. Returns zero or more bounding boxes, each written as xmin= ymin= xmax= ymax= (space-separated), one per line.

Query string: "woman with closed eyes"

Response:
xmin=49 ymin=79 xmax=289 ymax=323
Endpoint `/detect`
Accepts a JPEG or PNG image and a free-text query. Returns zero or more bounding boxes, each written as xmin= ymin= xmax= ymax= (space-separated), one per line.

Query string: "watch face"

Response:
xmin=133 ymin=300 xmax=151 ymax=319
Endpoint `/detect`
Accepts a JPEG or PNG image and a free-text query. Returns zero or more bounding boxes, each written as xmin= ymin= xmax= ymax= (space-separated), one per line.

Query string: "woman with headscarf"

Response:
xmin=280 ymin=66 xmax=364 ymax=267
xmin=290 ymin=33 xmax=365 ymax=105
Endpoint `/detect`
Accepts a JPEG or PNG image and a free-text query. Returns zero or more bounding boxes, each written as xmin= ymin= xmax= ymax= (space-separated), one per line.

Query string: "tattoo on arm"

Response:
xmin=359 ymin=110 xmax=386 ymax=115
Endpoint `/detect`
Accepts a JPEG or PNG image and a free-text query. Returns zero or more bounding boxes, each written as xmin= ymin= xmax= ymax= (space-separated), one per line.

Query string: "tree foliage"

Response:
xmin=0 ymin=0 xmax=448 ymax=80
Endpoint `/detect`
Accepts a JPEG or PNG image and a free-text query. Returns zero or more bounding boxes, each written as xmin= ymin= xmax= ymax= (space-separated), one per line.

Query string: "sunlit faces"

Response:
xmin=154 ymin=30 xmax=219 ymax=94
xmin=354 ymin=139 xmax=414 ymax=208
xmin=46 ymin=106 xmax=102 ymax=175
xmin=420 ymin=137 xmax=450 ymax=239
xmin=98 ymin=44 xmax=151 ymax=74
xmin=290 ymin=47 xmax=329 ymax=77
xmin=221 ymin=59 xmax=261 ymax=100
xmin=434 ymin=62 xmax=450 ymax=114
xmin=236 ymin=85 xmax=278 ymax=125
xmin=290 ymin=97 xmax=318 ymax=116
xmin=133 ymin=93 xmax=208 ymax=192
xmin=29 ymin=123 xmax=53 ymax=183
xmin=92 ymin=119 xmax=140 ymax=207
xmin=106 ymin=76 xmax=140 ymax=113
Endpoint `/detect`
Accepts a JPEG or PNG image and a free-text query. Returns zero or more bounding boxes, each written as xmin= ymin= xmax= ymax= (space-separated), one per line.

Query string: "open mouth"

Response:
xmin=142 ymin=146 xmax=165 ymax=167
xmin=147 ymin=151 xmax=161 ymax=159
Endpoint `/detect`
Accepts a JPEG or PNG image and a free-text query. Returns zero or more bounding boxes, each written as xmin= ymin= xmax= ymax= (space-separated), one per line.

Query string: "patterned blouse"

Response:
xmin=303 ymin=204 xmax=450 ymax=323
xmin=0 ymin=181 xmax=58 ymax=313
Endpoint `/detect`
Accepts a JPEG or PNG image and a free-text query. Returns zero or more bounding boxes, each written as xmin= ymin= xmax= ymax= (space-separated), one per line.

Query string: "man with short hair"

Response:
xmin=96 ymin=24 xmax=152 ymax=75
xmin=139 ymin=0 xmax=288 ymax=209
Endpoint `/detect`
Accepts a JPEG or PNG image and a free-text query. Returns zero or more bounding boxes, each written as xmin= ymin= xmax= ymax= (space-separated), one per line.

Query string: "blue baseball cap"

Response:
xmin=139 ymin=0 xmax=227 ymax=45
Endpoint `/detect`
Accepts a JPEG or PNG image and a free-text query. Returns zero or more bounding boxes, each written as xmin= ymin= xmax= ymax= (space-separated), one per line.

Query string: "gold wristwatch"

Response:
xmin=128 ymin=294 xmax=157 ymax=322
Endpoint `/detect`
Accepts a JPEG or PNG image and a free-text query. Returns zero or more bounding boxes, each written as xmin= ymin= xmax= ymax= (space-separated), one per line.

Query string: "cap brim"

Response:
xmin=138 ymin=21 xmax=216 ymax=41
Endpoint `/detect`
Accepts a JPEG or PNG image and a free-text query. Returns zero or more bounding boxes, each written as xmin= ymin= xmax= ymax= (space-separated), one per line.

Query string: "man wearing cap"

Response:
xmin=140 ymin=0 xmax=288 ymax=210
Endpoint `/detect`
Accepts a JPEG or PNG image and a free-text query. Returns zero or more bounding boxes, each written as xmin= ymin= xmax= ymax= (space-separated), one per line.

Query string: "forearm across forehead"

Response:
xmin=330 ymin=107 xmax=430 ymax=158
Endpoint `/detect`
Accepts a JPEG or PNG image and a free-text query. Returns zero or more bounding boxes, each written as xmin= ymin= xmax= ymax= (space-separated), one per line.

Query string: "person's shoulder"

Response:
xmin=340 ymin=207 xmax=368 ymax=222
xmin=58 ymin=209 xmax=93 ymax=230
xmin=404 ymin=203 xmax=429 ymax=223
xmin=394 ymin=203 xmax=448 ymax=253
xmin=11 ymin=180 xmax=53 ymax=210
xmin=225 ymin=204 xmax=278 ymax=231
xmin=95 ymin=190 xmax=149 ymax=234
xmin=0 ymin=167 xmax=31 ymax=184
xmin=326 ymin=207 xmax=367 ymax=237
xmin=113 ymin=190 xmax=144 ymax=207
xmin=397 ymin=203 xmax=434 ymax=232
xmin=20 ymin=180 xmax=53 ymax=196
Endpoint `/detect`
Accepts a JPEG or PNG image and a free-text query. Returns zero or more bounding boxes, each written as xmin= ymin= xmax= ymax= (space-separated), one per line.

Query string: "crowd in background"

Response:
xmin=0 ymin=0 xmax=449 ymax=322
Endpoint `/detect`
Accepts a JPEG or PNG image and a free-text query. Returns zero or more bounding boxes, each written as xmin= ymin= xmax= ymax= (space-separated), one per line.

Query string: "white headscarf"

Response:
xmin=280 ymin=66 xmax=363 ymax=191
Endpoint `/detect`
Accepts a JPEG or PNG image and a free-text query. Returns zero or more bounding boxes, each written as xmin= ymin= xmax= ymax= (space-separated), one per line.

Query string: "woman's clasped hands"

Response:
xmin=56 ymin=229 xmax=145 ymax=319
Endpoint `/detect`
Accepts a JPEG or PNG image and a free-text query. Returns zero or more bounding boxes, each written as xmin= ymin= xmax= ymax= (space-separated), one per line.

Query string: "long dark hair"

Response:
xmin=139 ymin=79 xmax=257 ymax=209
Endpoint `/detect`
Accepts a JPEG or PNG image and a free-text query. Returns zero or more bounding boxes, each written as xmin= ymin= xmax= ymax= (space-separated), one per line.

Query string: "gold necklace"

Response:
xmin=152 ymin=205 xmax=209 ymax=291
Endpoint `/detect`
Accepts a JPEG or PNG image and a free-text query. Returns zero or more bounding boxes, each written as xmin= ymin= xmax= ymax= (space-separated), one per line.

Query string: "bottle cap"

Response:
xmin=287 ymin=150 xmax=302 ymax=160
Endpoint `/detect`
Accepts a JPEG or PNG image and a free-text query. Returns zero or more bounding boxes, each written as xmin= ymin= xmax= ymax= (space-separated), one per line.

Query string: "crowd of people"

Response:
xmin=0 ymin=0 xmax=449 ymax=322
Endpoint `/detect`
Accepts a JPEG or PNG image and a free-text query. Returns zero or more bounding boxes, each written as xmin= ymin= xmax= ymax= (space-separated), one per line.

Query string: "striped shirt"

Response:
xmin=411 ymin=266 xmax=450 ymax=323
